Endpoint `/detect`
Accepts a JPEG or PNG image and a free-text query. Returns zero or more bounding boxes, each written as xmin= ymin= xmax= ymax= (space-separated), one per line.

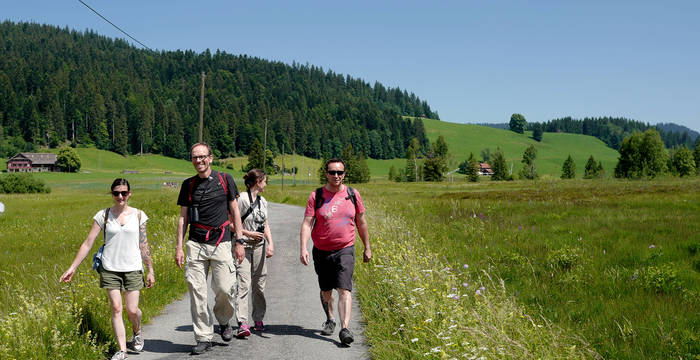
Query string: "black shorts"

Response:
xmin=312 ymin=245 xmax=355 ymax=292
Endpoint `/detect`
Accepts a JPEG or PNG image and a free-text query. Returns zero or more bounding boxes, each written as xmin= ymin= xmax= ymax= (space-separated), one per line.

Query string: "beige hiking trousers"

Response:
xmin=235 ymin=240 xmax=268 ymax=324
xmin=185 ymin=240 xmax=236 ymax=342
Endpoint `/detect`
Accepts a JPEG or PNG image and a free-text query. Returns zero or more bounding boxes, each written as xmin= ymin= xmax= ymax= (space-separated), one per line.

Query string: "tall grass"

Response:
xmin=353 ymin=202 xmax=600 ymax=359
xmin=0 ymin=187 xmax=186 ymax=359
xmin=267 ymin=177 xmax=699 ymax=359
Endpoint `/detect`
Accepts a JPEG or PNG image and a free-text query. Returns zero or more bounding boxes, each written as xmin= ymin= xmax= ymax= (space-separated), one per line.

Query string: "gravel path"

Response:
xmin=133 ymin=202 xmax=370 ymax=359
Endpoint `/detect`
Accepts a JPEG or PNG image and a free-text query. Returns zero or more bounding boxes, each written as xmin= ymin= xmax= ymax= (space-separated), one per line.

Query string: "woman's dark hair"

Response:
xmin=243 ymin=169 xmax=266 ymax=189
xmin=111 ymin=178 xmax=131 ymax=191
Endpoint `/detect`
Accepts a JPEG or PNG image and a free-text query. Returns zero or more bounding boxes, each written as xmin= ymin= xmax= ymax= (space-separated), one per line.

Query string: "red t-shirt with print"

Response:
xmin=304 ymin=186 xmax=365 ymax=251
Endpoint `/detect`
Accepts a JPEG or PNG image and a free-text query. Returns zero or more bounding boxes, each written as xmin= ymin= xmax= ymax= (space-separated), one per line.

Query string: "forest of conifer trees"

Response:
xmin=534 ymin=116 xmax=697 ymax=150
xmin=0 ymin=21 xmax=436 ymax=159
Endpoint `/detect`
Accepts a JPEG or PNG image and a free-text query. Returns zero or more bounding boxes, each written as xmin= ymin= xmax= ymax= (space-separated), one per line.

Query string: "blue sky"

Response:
xmin=4 ymin=0 xmax=700 ymax=132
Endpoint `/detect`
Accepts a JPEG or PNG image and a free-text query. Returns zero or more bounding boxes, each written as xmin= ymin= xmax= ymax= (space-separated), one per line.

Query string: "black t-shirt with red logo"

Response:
xmin=177 ymin=170 xmax=239 ymax=245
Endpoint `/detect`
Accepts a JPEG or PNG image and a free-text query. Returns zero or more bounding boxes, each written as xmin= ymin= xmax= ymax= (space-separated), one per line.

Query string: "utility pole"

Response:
xmin=262 ymin=117 xmax=268 ymax=171
xmin=199 ymin=71 xmax=205 ymax=143
xmin=292 ymin=149 xmax=296 ymax=186
xmin=281 ymin=143 xmax=285 ymax=191
xmin=414 ymin=157 xmax=418 ymax=182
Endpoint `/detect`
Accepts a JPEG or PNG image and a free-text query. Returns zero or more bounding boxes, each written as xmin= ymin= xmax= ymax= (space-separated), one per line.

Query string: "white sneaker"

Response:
xmin=130 ymin=331 xmax=144 ymax=352
xmin=111 ymin=350 xmax=127 ymax=360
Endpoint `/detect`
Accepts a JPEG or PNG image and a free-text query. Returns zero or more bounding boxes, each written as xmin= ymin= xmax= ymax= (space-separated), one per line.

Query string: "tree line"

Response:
xmin=532 ymin=116 xmax=697 ymax=150
xmin=0 ymin=21 xmax=437 ymax=160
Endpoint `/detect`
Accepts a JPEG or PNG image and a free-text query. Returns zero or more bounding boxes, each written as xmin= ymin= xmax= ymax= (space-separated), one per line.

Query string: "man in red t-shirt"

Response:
xmin=300 ymin=158 xmax=371 ymax=346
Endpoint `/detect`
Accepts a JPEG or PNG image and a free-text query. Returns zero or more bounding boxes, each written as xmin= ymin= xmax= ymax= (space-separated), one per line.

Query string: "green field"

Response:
xmin=357 ymin=119 xmax=621 ymax=180
xmin=421 ymin=118 xmax=620 ymax=177
xmin=262 ymin=178 xmax=700 ymax=359
xmin=2 ymin=149 xmax=698 ymax=359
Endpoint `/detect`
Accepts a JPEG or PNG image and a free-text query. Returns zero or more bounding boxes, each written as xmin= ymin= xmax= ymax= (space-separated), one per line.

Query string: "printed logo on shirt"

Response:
xmin=322 ymin=198 xmax=345 ymax=220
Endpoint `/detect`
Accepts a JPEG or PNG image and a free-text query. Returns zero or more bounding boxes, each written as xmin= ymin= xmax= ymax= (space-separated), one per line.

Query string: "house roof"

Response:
xmin=9 ymin=153 xmax=57 ymax=165
xmin=479 ymin=162 xmax=492 ymax=170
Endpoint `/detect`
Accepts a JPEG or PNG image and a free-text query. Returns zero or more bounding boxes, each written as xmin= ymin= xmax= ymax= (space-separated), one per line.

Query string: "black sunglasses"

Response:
xmin=111 ymin=191 xmax=129 ymax=197
xmin=327 ymin=170 xmax=345 ymax=176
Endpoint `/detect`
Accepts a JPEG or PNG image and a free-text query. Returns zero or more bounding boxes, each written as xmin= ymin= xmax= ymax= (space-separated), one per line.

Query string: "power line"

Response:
xmin=77 ymin=0 xmax=153 ymax=51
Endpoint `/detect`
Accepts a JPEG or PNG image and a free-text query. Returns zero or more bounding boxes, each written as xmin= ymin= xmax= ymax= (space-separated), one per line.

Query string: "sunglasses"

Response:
xmin=111 ymin=191 xmax=129 ymax=197
xmin=191 ymin=155 xmax=210 ymax=161
xmin=327 ymin=170 xmax=345 ymax=176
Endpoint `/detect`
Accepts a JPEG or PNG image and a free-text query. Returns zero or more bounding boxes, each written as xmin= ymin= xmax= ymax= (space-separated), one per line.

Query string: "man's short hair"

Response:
xmin=325 ymin=158 xmax=346 ymax=172
xmin=190 ymin=142 xmax=212 ymax=158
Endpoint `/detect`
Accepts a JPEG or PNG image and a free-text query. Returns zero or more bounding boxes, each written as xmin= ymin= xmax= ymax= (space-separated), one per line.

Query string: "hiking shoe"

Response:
xmin=254 ymin=321 xmax=265 ymax=331
xmin=191 ymin=341 xmax=212 ymax=355
xmin=129 ymin=331 xmax=144 ymax=352
xmin=111 ymin=350 xmax=127 ymax=360
xmin=339 ymin=328 xmax=354 ymax=345
xmin=219 ymin=324 xmax=233 ymax=342
xmin=321 ymin=319 xmax=336 ymax=336
xmin=236 ymin=322 xmax=251 ymax=338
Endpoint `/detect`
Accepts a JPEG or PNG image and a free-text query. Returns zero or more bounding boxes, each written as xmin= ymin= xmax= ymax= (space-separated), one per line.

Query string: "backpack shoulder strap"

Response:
xmin=241 ymin=190 xmax=260 ymax=222
xmin=103 ymin=207 xmax=110 ymax=242
xmin=314 ymin=187 xmax=325 ymax=211
xmin=346 ymin=187 xmax=357 ymax=209
xmin=218 ymin=172 xmax=229 ymax=197
xmin=187 ymin=175 xmax=198 ymax=203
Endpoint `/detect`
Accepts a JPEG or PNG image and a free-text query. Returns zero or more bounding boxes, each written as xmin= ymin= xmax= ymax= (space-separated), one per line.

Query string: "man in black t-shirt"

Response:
xmin=175 ymin=142 xmax=246 ymax=354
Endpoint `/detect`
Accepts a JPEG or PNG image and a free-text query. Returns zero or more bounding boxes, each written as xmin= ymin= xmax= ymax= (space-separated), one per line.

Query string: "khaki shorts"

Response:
xmin=99 ymin=267 xmax=144 ymax=291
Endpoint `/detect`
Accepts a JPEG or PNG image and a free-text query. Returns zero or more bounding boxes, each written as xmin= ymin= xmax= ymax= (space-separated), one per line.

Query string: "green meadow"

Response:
xmin=2 ymin=148 xmax=699 ymax=359
xmin=421 ymin=118 xmax=621 ymax=177
xmin=361 ymin=119 xmax=620 ymax=180
xmin=263 ymin=178 xmax=700 ymax=359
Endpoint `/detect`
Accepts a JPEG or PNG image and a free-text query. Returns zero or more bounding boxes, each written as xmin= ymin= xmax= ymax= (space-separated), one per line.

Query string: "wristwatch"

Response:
xmin=235 ymin=238 xmax=246 ymax=245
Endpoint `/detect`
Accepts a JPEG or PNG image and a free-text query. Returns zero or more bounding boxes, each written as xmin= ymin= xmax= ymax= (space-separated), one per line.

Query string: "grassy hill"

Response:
xmin=5 ymin=122 xmax=620 ymax=183
xmin=366 ymin=119 xmax=619 ymax=180
xmin=5 ymin=148 xmax=239 ymax=191
xmin=422 ymin=118 xmax=620 ymax=178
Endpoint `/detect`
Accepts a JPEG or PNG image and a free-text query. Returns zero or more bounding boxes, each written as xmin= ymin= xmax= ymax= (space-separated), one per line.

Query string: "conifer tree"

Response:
xmin=491 ymin=148 xmax=509 ymax=180
xmin=341 ymin=144 xmax=370 ymax=183
xmin=518 ymin=145 xmax=538 ymax=180
xmin=532 ymin=123 xmax=543 ymax=142
xmin=354 ymin=152 xmax=371 ymax=183
xmin=584 ymin=155 xmax=598 ymax=179
xmin=423 ymin=136 xmax=449 ymax=182
xmin=466 ymin=152 xmax=479 ymax=182
xmin=113 ymin=114 xmax=128 ymax=155
xmin=246 ymin=138 xmax=265 ymax=172
xmin=561 ymin=155 xmax=576 ymax=179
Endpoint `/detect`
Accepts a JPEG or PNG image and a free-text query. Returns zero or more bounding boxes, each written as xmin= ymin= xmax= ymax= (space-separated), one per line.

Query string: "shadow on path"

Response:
xmin=137 ymin=203 xmax=368 ymax=359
